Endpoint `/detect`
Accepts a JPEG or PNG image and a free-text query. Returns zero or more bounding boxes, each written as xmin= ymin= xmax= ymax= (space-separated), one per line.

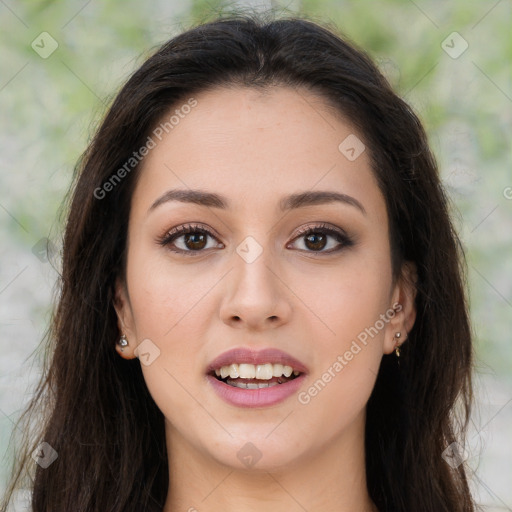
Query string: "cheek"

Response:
xmin=291 ymin=249 xmax=392 ymax=346
xmin=294 ymin=269 xmax=388 ymax=438
xmin=126 ymin=244 xmax=221 ymax=340
xmin=290 ymin=250 xmax=391 ymax=409
xmin=126 ymin=258 xmax=215 ymax=435
xmin=124 ymin=244 xmax=218 ymax=399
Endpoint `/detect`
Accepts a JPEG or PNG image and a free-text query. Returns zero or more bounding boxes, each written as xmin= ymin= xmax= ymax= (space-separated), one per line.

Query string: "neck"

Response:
xmin=163 ymin=410 xmax=377 ymax=512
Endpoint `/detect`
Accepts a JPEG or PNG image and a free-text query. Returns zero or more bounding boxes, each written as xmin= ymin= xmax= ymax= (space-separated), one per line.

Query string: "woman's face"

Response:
xmin=114 ymin=85 xmax=416 ymax=472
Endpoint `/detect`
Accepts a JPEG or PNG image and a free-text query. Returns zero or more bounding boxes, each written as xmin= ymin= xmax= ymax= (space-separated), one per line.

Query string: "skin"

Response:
xmin=114 ymin=85 xmax=417 ymax=512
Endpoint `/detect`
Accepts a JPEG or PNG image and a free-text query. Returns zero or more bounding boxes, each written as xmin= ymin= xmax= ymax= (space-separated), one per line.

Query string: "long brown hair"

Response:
xmin=1 ymin=10 xmax=478 ymax=512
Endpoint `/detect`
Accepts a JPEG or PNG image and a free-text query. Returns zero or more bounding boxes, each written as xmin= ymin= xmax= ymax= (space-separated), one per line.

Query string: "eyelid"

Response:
xmin=291 ymin=221 xmax=348 ymax=240
xmin=156 ymin=222 xmax=223 ymax=252
xmin=159 ymin=222 xmax=220 ymax=241
xmin=287 ymin=222 xmax=353 ymax=253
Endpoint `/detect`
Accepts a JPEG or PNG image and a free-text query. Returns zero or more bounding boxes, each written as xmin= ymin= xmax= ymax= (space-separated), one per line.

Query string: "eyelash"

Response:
xmin=157 ymin=222 xmax=354 ymax=256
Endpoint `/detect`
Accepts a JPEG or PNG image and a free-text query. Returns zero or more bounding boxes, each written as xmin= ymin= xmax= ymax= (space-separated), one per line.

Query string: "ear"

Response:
xmin=113 ymin=277 xmax=138 ymax=360
xmin=383 ymin=261 xmax=418 ymax=355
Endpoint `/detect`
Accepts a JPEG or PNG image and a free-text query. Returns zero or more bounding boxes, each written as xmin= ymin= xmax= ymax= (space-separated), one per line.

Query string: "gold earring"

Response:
xmin=394 ymin=332 xmax=401 ymax=358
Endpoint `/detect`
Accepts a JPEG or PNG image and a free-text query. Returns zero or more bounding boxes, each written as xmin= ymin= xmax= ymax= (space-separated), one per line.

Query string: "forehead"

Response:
xmin=132 ymin=85 xmax=385 ymax=221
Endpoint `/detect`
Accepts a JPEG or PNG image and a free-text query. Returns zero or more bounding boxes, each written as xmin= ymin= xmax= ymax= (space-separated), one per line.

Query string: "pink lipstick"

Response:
xmin=206 ymin=347 xmax=308 ymax=408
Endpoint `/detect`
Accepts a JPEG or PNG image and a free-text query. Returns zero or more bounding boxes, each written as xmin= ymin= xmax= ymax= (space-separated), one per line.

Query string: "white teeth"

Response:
xmin=238 ymin=364 xmax=256 ymax=379
xmin=229 ymin=364 xmax=239 ymax=379
xmin=227 ymin=380 xmax=280 ymax=389
xmin=272 ymin=363 xmax=284 ymax=377
xmin=256 ymin=363 xmax=273 ymax=380
xmin=213 ymin=362 xmax=301 ymax=380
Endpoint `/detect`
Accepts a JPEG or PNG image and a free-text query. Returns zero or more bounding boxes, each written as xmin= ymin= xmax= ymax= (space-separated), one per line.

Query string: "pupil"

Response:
xmin=305 ymin=233 xmax=326 ymax=251
xmin=185 ymin=233 xmax=206 ymax=250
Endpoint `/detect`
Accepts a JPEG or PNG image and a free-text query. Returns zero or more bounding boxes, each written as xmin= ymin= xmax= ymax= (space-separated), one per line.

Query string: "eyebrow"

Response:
xmin=148 ymin=188 xmax=366 ymax=216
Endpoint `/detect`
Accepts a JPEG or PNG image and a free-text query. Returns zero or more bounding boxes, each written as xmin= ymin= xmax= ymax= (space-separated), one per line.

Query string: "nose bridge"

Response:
xmin=232 ymin=233 xmax=278 ymax=304
xmin=219 ymin=232 xmax=292 ymax=329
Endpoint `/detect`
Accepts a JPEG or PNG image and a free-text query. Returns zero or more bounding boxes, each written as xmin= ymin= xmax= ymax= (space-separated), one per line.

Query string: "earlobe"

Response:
xmin=113 ymin=278 xmax=137 ymax=359
xmin=384 ymin=261 xmax=418 ymax=355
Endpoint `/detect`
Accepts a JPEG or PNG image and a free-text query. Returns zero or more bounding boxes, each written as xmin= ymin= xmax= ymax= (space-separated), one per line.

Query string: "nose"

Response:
xmin=219 ymin=244 xmax=293 ymax=331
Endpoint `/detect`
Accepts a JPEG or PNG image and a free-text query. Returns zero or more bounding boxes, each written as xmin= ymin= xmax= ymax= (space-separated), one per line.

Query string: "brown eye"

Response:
xmin=182 ymin=232 xmax=208 ymax=250
xmin=158 ymin=222 xmax=353 ymax=256
xmin=158 ymin=224 xmax=223 ymax=255
xmin=288 ymin=223 xmax=354 ymax=254
xmin=303 ymin=232 xmax=328 ymax=251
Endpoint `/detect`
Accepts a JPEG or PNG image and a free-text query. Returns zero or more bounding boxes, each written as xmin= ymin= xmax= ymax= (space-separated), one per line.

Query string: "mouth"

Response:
xmin=208 ymin=362 xmax=303 ymax=389
xmin=205 ymin=347 xmax=308 ymax=407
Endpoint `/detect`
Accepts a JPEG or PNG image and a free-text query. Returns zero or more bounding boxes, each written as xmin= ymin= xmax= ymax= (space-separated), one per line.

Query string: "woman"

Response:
xmin=1 ymin=11 xmax=478 ymax=512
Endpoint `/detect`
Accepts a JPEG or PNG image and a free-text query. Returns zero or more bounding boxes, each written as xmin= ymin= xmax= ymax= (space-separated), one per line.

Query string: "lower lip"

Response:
xmin=206 ymin=374 xmax=306 ymax=408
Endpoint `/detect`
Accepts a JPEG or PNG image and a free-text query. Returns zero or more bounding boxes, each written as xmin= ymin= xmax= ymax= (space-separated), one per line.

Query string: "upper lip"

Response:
xmin=207 ymin=347 xmax=309 ymax=374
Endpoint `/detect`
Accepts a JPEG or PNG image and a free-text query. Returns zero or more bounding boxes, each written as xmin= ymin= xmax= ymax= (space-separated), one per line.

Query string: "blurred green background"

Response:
xmin=1 ymin=0 xmax=510 ymax=510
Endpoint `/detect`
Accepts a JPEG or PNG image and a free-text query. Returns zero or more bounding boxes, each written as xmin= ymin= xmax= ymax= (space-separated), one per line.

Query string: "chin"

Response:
xmin=202 ymin=431 xmax=308 ymax=473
